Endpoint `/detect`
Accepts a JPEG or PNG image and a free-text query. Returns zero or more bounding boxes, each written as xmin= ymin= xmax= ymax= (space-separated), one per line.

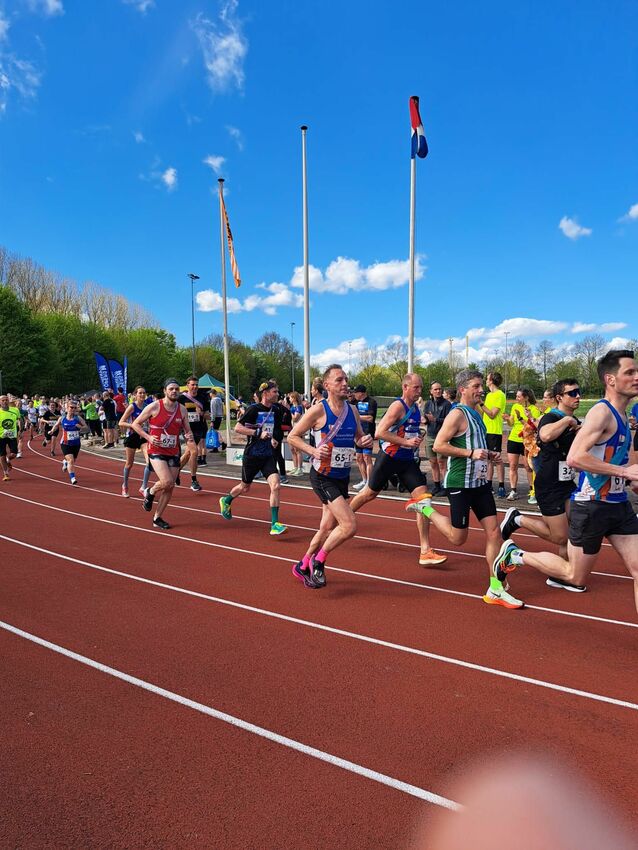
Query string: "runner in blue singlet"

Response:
xmin=55 ymin=400 xmax=86 ymax=485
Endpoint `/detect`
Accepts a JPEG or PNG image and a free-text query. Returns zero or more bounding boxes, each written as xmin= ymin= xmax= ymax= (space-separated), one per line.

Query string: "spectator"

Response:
xmin=478 ymin=371 xmax=507 ymax=498
xmin=101 ymin=391 xmax=118 ymax=448
xmin=423 ymin=381 xmax=451 ymax=496
xmin=209 ymin=389 xmax=224 ymax=452
xmin=288 ymin=391 xmax=305 ymax=475
xmin=505 ymin=387 xmax=540 ymax=501
xmin=352 ymin=384 xmax=378 ymax=491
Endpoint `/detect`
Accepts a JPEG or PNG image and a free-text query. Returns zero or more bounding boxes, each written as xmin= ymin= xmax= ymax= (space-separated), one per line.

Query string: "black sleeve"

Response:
xmin=368 ymin=398 xmax=378 ymax=420
xmin=239 ymin=404 xmax=259 ymax=427
xmin=440 ymin=400 xmax=452 ymax=420
xmin=538 ymin=412 xmax=560 ymax=443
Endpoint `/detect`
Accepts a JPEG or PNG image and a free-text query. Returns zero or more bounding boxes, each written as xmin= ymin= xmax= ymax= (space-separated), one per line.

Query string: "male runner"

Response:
xmin=352 ymin=385 xmax=377 ymax=491
xmin=218 ymin=381 xmax=287 ymax=535
xmin=131 ymin=378 xmax=196 ymax=530
xmin=493 ymin=350 xmax=638 ymax=613
xmin=288 ymin=364 xmax=373 ymax=589
xmin=178 ymin=376 xmax=210 ymax=489
xmin=478 ymin=371 xmax=507 ymax=497
xmin=350 ymin=373 xmax=447 ymax=566
xmin=499 ymin=378 xmax=583 ymax=590
xmin=406 ymin=369 xmax=523 ymax=609
xmin=0 ymin=395 xmax=20 ymax=481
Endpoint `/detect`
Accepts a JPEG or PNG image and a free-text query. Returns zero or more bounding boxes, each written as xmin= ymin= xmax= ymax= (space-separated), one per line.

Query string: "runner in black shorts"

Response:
xmin=179 ymin=376 xmax=210 ymax=491
xmin=498 ymin=379 xmax=584 ymax=590
xmin=351 ymin=373 xmax=447 ymax=566
xmin=218 ymin=381 xmax=287 ymax=536
xmin=119 ymin=386 xmax=152 ymax=498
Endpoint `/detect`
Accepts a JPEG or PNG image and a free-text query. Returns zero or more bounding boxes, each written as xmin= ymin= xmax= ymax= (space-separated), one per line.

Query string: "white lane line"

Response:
xmin=14 ymin=457 xmax=631 ymax=582
xmin=2 ymin=535 xmax=637 ymax=711
xmin=2 ymin=489 xmax=635 ymax=630
xmin=0 ymin=618 xmax=460 ymax=810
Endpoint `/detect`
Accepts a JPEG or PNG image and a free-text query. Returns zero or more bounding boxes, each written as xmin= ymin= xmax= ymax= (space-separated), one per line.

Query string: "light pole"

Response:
xmin=348 ymin=341 xmax=352 ymax=376
xmin=504 ymin=331 xmax=510 ymax=394
xmin=290 ymin=321 xmax=296 ymax=392
xmin=187 ymin=273 xmax=200 ymax=376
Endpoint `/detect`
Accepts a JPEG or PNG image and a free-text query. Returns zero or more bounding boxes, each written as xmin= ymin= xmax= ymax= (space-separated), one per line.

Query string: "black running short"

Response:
xmin=60 ymin=443 xmax=80 ymax=459
xmin=190 ymin=424 xmax=206 ymax=444
xmin=124 ymin=432 xmax=144 ymax=450
xmin=368 ymin=452 xmax=427 ymax=494
xmin=446 ymin=483 xmax=496 ymax=529
xmin=568 ymin=500 xmax=638 ymax=555
xmin=242 ymin=453 xmax=278 ymax=484
xmin=105 ymin=419 xmax=117 ymax=429
xmin=0 ymin=437 xmax=18 ymax=454
xmin=535 ymin=482 xmax=575 ymax=517
xmin=148 ymin=453 xmax=181 ymax=468
xmin=309 ymin=467 xmax=350 ymax=504
xmin=88 ymin=420 xmax=102 ymax=436
xmin=486 ymin=434 xmax=503 ymax=453
xmin=506 ymin=439 xmax=524 ymax=456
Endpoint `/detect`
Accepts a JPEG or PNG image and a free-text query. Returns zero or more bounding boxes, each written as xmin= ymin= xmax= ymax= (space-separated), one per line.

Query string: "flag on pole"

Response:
xmin=220 ymin=195 xmax=241 ymax=288
xmin=409 ymin=95 xmax=428 ymax=159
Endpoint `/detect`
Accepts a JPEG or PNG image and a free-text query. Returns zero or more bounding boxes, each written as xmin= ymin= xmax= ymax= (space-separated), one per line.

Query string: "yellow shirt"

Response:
xmin=509 ymin=403 xmax=540 ymax=443
xmin=0 ymin=408 xmax=20 ymax=438
xmin=482 ymin=390 xmax=506 ymax=435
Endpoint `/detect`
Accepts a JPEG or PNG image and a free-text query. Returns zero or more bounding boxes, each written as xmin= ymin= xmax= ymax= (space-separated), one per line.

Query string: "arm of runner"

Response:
xmin=375 ymin=400 xmax=421 ymax=448
xmin=539 ymin=416 xmax=578 ymax=443
xmin=131 ymin=400 xmax=159 ymax=444
xmin=567 ymin=404 xmax=638 ymax=481
xmin=288 ymin=405 xmax=329 ymax=460
xmin=118 ymin=403 xmax=135 ymax=430
xmin=433 ymin=408 xmax=489 ymax=460
xmin=76 ymin=414 xmax=87 ymax=428
xmin=352 ymin=405 xmax=373 ymax=448
xmin=180 ymin=404 xmax=196 ymax=446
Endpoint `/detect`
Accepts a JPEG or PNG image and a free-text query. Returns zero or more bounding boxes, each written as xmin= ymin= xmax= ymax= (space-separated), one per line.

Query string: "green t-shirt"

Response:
xmin=509 ymin=403 xmax=540 ymax=443
xmin=0 ymin=408 xmax=20 ymax=438
xmin=482 ymin=389 xmax=506 ymax=435
xmin=83 ymin=401 xmax=98 ymax=420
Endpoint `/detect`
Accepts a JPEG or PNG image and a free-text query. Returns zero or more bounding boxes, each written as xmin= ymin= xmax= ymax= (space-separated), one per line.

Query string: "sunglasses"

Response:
xmin=562 ymin=389 xmax=581 ymax=397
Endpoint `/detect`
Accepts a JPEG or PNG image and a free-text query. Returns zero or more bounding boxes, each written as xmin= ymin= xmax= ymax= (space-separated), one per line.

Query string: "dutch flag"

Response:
xmin=410 ymin=95 xmax=429 ymax=159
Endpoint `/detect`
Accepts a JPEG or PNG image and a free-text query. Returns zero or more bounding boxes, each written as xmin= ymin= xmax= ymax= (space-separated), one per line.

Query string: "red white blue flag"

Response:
xmin=410 ymin=95 xmax=428 ymax=159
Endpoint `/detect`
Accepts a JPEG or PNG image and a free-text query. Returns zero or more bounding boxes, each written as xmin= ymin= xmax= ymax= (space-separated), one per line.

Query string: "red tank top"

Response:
xmin=149 ymin=400 xmax=184 ymax=456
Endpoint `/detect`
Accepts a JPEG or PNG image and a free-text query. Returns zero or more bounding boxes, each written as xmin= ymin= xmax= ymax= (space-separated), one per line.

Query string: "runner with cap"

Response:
xmin=130 ymin=378 xmax=196 ymax=530
xmin=287 ymin=364 xmax=373 ymax=589
xmin=178 ymin=376 xmax=210 ymax=491
xmin=218 ymin=381 xmax=287 ymax=536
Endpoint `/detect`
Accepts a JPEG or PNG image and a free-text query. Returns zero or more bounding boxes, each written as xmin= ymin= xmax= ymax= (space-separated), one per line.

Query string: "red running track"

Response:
xmin=1 ymin=443 xmax=637 ymax=848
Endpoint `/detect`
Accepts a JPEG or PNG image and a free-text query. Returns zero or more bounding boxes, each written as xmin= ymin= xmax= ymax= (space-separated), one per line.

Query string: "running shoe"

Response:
xmin=292 ymin=560 xmax=316 ymax=588
xmin=546 ymin=577 xmax=587 ymax=592
xmin=492 ymin=538 xmax=521 ymax=583
xmin=352 ymin=480 xmax=367 ymax=491
xmin=280 ymin=476 xmax=289 ymax=484
xmin=139 ymin=486 xmax=146 ymax=496
xmin=42 ymin=440 xmax=47 ymax=446
xmin=175 ymin=474 xmax=181 ymax=486
xmin=191 ymin=479 xmax=203 ymax=492
xmin=270 ymin=522 xmax=287 ymax=535
xmin=142 ymin=487 xmax=155 ymax=512
xmin=310 ymin=560 xmax=327 ymax=589
xmin=121 ymin=484 xmax=129 ymax=498
xmin=152 ymin=517 xmax=171 ymax=530
xmin=528 ymin=495 xmax=537 ymax=505
xmin=500 ymin=507 xmax=521 ymax=541
xmin=506 ymin=489 xmax=518 ymax=501
xmin=62 ymin=460 xmax=68 ymax=472
xmin=483 ymin=585 xmax=525 ymax=609
xmin=219 ymin=495 xmax=232 ymax=520
xmin=405 ymin=493 xmax=433 ymax=513
xmin=2 ymin=474 xmax=10 ymax=481
xmin=70 ymin=477 xmax=78 ymax=486
xmin=419 ymin=549 xmax=447 ymax=566
xmin=6 ymin=460 xmax=12 ymax=470
xmin=50 ymin=450 xmax=55 ymax=456
xmin=16 ymin=452 xmax=22 ymax=459
xmin=497 ymin=485 xmax=507 ymax=499
xmin=430 ymin=483 xmax=442 ymax=497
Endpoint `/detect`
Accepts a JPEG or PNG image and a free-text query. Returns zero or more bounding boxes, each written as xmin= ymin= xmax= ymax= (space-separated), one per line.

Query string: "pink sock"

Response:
xmin=302 ymin=553 xmax=314 ymax=569
xmin=315 ymin=548 xmax=328 ymax=564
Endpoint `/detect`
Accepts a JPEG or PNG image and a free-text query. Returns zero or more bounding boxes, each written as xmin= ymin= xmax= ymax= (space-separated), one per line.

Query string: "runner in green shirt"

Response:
xmin=0 ymin=395 xmax=21 ymax=481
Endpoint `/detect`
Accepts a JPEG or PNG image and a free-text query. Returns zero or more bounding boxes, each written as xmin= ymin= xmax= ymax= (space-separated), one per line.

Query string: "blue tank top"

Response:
xmin=61 ymin=416 xmax=81 ymax=446
xmin=311 ymin=399 xmax=357 ymax=479
xmin=572 ymin=400 xmax=630 ymax=503
xmin=380 ymin=399 xmax=421 ymax=461
xmin=131 ymin=400 xmax=152 ymax=431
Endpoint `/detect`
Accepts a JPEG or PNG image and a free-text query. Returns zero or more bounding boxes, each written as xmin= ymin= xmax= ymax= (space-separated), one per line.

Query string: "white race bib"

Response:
xmin=1 ymin=429 xmax=13 ymax=438
xmin=475 ymin=460 xmax=488 ymax=480
xmin=609 ymin=474 xmax=625 ymax=494
xmin=65 ymin=430 xmax=80 ymax=442
xmin=159 ymin=433 xmax=177 ymax=449
xmin=331 ymin=447 xmax=355 ymax=469
xmin=188 ymin=412 xmax=199 ymax=423
xmin=558 ymin=461 xmax=574 ymax=483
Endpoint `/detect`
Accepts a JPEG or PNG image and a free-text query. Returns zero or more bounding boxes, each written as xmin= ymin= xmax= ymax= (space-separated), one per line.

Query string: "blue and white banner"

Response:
xmin=109 ymin=359 xmax=126 ymax=393
xmin=123 ymin=355 xmax=128 ymax=396
xmin=94 ymin=352 xmax=113 ymax=392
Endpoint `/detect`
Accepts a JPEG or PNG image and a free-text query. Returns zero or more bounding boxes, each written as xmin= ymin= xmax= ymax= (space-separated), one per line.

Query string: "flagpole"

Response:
xmin=408 ymin=155 xmax=416 ymax=372
xmin=218 ymin=178 xmax=232 ymax=448
xmin=301 ymin=125 xmax=310 ymax=399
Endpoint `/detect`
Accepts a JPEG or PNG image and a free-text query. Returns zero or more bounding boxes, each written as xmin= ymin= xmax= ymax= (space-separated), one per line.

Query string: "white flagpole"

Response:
xmin=407 ymin=155 xmax=416 ymax=372
xmin=301 ymin=125 xmax=310 ymax=399
xmin=218 ymin=178 xmax=232 ymax=447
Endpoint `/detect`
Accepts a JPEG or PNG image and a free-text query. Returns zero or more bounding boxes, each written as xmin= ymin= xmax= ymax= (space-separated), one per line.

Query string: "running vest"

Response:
xmin=311 ymin=399 xmax=357 ymax=479
xmin=130 ymin=400 xmax=151 ymax=432
xmin=0 ymin=408 xmax=19 ymax=438
xmin=572 ymin=400 xmax=630 ymax=503
xmin=380 ymin=399 xmax=421 ymax=461
xmin=443 ymin=405 xmax=488 ymax=489
xmin=61 ymin=416 xmax=81 ymax=446
xmin=149 ymin=400 xmax=184 ymax=456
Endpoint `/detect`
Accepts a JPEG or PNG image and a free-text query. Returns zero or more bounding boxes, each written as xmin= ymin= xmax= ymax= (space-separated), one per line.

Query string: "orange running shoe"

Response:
xmin=419 ymin=549 xmax=447 ymax=566
xmin=405 ymin=493 xmax=433 ymax=513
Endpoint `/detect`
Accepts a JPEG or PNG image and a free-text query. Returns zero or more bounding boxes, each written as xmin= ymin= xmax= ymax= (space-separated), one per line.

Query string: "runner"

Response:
xmin=218 ymin=381 xmax=287 ymax=536
xmin=131 ymin=378 xmax=196 ymax=530
xmin=0 ymin=395 xmax=20 ymax=481
xmin=7 ymin=394 xmax=24 ymax=459
xmin=288 ymin=391 xmax=305 ymax=475
xmin=493 ymin=350 xmax=638 ymax=613
xmin=350 ymin=373 xmax=447 ymax=566
xmin=53 ymin=400 xmax=87 ymax=485
xmin=287 ymin=364 xmax=373 ymax=589
xmin=478 ymin=371 xmax=507 ymax=497
xmin=178 ymin=376 xmax=210 ymax=490
xmin=405 ymin=369 xmax=524 ymax=609
xmin=499 ymin=378 xmax=582 ymax=589
xmin=352 ymin=384 xmax=377 ymax=492
xmin=25 ymin=399 xmax=39 ymax=442
xmin=118 ymin=386 xmax=153 ymax=498
xmin=40 ymin=400 xmax=60 ymax=453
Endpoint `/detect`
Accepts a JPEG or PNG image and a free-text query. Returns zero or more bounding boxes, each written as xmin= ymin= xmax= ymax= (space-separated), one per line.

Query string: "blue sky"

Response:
xmin=1 ymin=0 xmax=637 ymax=370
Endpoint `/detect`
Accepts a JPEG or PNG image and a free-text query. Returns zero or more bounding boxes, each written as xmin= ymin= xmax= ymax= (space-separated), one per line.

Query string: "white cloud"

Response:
xmin=226 ymin=124 xmax=244 ymax=150
xmin=203 ymin=154 xmax=226 ymax=174
xmin=196 ymin=282 xmax=304 ymax=317
xmin=571 ymin=321 xmax=627 ymax=334
xmin=311 ymin=337 xmax=368 ymax=372
xmin=27 ymin=0 xmax=64 ymax=15
xmin=0 ymin=13 xmax=10 ymax=42
xmin=122 ymin=0 xmax=155 ymax=12
xmin=559 ymin=215 xmax=592 ymax=240
xmin=161 ymin=167 xmax=177 ymax=191
xmin=196 ymin=289 xmax=242 ymax=313
xmin=467 ymin=317 xmax=569 ymax=339
xmin=191 ymin=2 xmax=248 ymax=93
xmin=290 ymin=255 xmax=426 ymax=294
xmin=0 ymin=54 xmax=42 ymax=115
xmin=619 ymin=203 xmax=638 ymax=223
xmin=133 ymin=130 xmax=145 ymax=143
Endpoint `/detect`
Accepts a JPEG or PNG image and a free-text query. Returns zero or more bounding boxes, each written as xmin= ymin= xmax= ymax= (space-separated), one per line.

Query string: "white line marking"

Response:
xmin=2 ymin=533 xmax=638 ymax=710
xmin=2 ymin=488 xmax=635 ymax=630
xmin=0 ymin=618 xmax=460 ymax=810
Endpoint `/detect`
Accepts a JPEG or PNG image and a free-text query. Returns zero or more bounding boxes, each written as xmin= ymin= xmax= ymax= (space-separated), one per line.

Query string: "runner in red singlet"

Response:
xmin=131 ymin=378 xmax=196 ymax=529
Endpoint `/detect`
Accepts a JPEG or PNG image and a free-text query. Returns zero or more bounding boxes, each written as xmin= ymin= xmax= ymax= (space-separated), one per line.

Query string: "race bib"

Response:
xmin=475 ymin=460 xmax=488 ymax=480
xmin=1 ymin=428 xmax=13 ymax=438
xmin=609 ymin=475 xmax=625 ymax=494
xmin=65 ymin=430 xmax=80 ymax=442
xmin=257 ymin=414 xmax=274 ymax=438
xmin=331 ymin=447 xmax=355 ymax=469
xmin=558 ymin=461 xmax=575 ymax=483
xmin=159 ymin=433 xmax=177 ymax=449
xmin=188 ymin=412 xmax=200 ymax=423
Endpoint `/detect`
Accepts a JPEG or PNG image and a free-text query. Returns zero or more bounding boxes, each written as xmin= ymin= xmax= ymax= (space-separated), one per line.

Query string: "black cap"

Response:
xmin=163 ymin=377 xmax=180 ymax=389
xmin=258 ymin=380 xmax=278 ymax=393
xmin=353 ymin=384 xmax=366 ymax=393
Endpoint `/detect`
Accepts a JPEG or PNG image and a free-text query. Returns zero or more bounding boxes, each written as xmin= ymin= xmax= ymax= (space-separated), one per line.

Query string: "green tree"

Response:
xmin=0 ymin=285 xmax=56 ymax=393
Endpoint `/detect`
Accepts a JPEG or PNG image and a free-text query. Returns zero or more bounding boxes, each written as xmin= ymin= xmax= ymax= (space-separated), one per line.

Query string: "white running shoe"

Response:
xmin=405 ymin=493 xmax=433 ymax=513
xmin=506 ymin=489 xmax=518 ymax=501
xmin=483 ymin=585 xmax=525 ymax=609
xmin=16 ymin=452 xmax=22 ymax=459
xmin=352 ymin=480 xmax=368 ymax=491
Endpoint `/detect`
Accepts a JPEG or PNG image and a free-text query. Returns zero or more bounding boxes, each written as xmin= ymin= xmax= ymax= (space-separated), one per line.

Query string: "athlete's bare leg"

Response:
xmin=307 ymin=496 xmax=356 ymax=557
xmin=519 ymin=542 xmax=596 ymax=587
xmin=304 ymin=505 xmax=338 ymax=557
xmin=518 ymin=512 xmax=569 ymax=558
xmin=266 ymin=472 xmax=280 ymax=508
xmin=508 ymin=453 xmax=519 ymax=491
xmin=148 ymin=458 xmax=178 ymax=520
xmin=608 ymin=534 xmax=638 ymax=614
